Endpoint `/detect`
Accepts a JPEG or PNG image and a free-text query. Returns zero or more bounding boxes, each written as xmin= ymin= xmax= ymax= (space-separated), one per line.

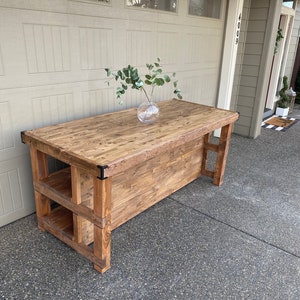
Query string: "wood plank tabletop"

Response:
xmin=22 ymin=99 xmax=239 ymax=178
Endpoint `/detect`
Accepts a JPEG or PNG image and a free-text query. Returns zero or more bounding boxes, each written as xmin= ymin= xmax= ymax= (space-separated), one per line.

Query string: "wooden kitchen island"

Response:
xmin=21 ymin=99 xmax=239 ymax=273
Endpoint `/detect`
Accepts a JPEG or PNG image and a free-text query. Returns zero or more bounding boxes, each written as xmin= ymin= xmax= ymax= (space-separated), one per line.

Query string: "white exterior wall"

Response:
xmin=231 ymin=0 xmax=251 ymax=115
xmin=232 ymin=0 xmax=281 ymax=138
xmin=285 ymin=2 xmax=300 ymax=81
xmin=0 ymin=0 xmax=226 ymax=226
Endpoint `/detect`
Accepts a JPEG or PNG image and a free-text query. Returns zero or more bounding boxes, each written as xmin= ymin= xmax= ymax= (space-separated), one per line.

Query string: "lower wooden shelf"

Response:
xmin=41 ymin=167 xmax=72 ymax=198
xmin=40 ymin=206 xmax=100 ymax=269
xmin=42 ymin=206 xmax=73 ymax=240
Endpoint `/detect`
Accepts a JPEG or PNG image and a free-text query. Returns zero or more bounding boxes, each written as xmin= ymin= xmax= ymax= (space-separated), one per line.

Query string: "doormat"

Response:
xmin=261 ymin=116 xmax=298 ymax=132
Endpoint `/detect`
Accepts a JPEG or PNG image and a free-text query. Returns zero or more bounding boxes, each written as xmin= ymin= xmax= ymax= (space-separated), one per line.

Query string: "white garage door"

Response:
xmin=0 ymin=0 xmax=226 ymax=226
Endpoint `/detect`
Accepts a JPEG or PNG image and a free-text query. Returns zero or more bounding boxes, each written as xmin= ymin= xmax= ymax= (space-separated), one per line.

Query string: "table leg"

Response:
xmin=213 ymin=123 xmax=233 ymax=186
xmin=201 ymin=132 xmax=212 ymax=178
xmin=93 ymin=176 xmax=112 ymax=273
xmin=71 ymin=166 xmax=83 ymax=243
xmin=29 ymin=146 xmax=50 ymax=231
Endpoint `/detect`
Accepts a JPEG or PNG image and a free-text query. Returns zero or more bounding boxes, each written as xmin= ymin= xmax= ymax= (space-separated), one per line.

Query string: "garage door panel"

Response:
xmin=0 ymin=1 xmax=226 ymax=226
xmin=126 ymin=29 xmax=155 ymax=67
xmin=0 ymin=9 xmax=72 ymax=89
xmin=182 ymin=70 xmax=219 ymax=106
xmin=0 ymin=44 xmax=4 ymax=76
xmin=0 ymin=155 xmax=35 ymax=227
xmin=184 ymin=30 xmax=223 ymax=69
xmin=79 ymin=26 xmax=114 ymax=70
xmin=0 ymin=9 xmax=117 ymax=89
xmin=157 ymin=31 xmax=179 ymax=66
xmin=23 ymin=23 xmax=71 ymax=74
xmin=0 ymin=102 xmax=14 ymax=152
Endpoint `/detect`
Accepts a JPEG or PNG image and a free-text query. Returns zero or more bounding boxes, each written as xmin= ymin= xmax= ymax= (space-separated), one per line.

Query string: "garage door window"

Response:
xmin=189 ymin=0 xmax=221 ymax=19
xmin=70 ymin=0 xmax=110 ymax=4
xmin=126 ymin=0 xmax=177 ymax=12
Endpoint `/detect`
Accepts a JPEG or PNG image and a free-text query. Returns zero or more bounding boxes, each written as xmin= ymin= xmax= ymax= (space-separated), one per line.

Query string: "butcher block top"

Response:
xmin=21 ymin=99 xmax=239 ymax=178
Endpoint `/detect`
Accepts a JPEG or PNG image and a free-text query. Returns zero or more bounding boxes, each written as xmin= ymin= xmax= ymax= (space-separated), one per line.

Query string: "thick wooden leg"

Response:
xmin=201 ymin=133 xmax=214 ymax=178
xmin=213 ymin=123 xmax=233 ymax=186
xmin=93 ymin=177 xmax=112 ymax=273
xmin=71 ymin=166 xmax=83 ymax=243
xmin=29 ymin=146 xmax=50 ymax=230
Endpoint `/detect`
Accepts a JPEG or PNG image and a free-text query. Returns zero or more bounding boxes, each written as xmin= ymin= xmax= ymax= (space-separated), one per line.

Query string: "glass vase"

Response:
xmin=137 ymin=101 xmax=160 ymax=124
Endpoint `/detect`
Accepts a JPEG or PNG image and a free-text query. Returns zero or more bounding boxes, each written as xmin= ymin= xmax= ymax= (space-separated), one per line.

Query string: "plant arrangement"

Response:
xmin=277 ymin=76 xmax=290 ymax=108
xmin=274 ymin=28 xmax=284 ymax=55
xmin=105 ymin=57 xmax=182 ymax=104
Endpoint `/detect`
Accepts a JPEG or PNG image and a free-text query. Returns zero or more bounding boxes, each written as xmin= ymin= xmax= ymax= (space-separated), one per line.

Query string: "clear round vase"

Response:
xmin=137 ymin=101 xmax=160 ymax=124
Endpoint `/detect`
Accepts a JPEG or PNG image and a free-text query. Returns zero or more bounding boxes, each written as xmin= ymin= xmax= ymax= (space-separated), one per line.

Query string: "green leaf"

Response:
xmin=173 ymin=88 xmax=182 ymax=99
xmin=135 ymin=80 xmax=144 ymax=87
xmin=154 ymin=62 xmax=160 ymax=67
xmin=116 ymin=86 xmax=125 ymax=98
xmin=154 ymin=78 xmax=164 ymax=86
xmin=146 ymin=64 xmax=153 ymax=70
xmin=164 ymin=75 xmax=171 ymax=82
xmin=123 ymin=68 xmax=129 ymax=77
xmin=132 ymin=73 xmax=140 ymax=82
xmin=145 ymin=79 xmax=152 ymax=85
xmin=173 ymin=80 xmax=178 ymax=88
xmin=157 ymin=57 xmax=161 ymax=62
xmin=145 ymin=74 xmax=152 ymax=80
xmin=105 ymin=68 xmax=111 ymax=76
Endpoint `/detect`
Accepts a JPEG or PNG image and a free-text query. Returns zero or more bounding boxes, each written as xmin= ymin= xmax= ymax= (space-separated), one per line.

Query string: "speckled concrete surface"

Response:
xmin=1 ymin=106 xmax=300 ymax=299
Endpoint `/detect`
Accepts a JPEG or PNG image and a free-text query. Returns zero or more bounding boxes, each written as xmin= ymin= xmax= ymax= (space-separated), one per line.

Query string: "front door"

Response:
xmin=265 ymin=4 xmax=295 ymax=111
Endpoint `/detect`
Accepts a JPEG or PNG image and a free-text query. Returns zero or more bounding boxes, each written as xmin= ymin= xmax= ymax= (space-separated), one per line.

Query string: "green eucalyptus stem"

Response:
xmin=150 ymin=85 xmax=155 ymax=102
xmin=105 ymin=58 xmax=182 ymax=104
xmin=141 ymin=86 xmax=152 ymax=103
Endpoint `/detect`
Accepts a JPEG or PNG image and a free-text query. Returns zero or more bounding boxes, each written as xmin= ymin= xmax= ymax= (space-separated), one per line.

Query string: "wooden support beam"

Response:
xmin=201 ymin=133 xmax=211 ymax=176
xmin=29 ymin=146 xmax=50 ymax=230
xmin=213 ymin=123 xmax=233 ymax=186
xmin=71 ymin=166 xmax=83 ymax=243
xmin=203 ymin=143 xmax=219 ymax=152
xmin=93 ymin=176 xmax=112 ymax=273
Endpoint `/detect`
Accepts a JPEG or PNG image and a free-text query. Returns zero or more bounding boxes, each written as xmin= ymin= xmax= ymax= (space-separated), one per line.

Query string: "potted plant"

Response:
xmin=276 ymin=76 xmax=290 ymax=117
xmin=105 ymin=58 xmax=182 ymax=124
